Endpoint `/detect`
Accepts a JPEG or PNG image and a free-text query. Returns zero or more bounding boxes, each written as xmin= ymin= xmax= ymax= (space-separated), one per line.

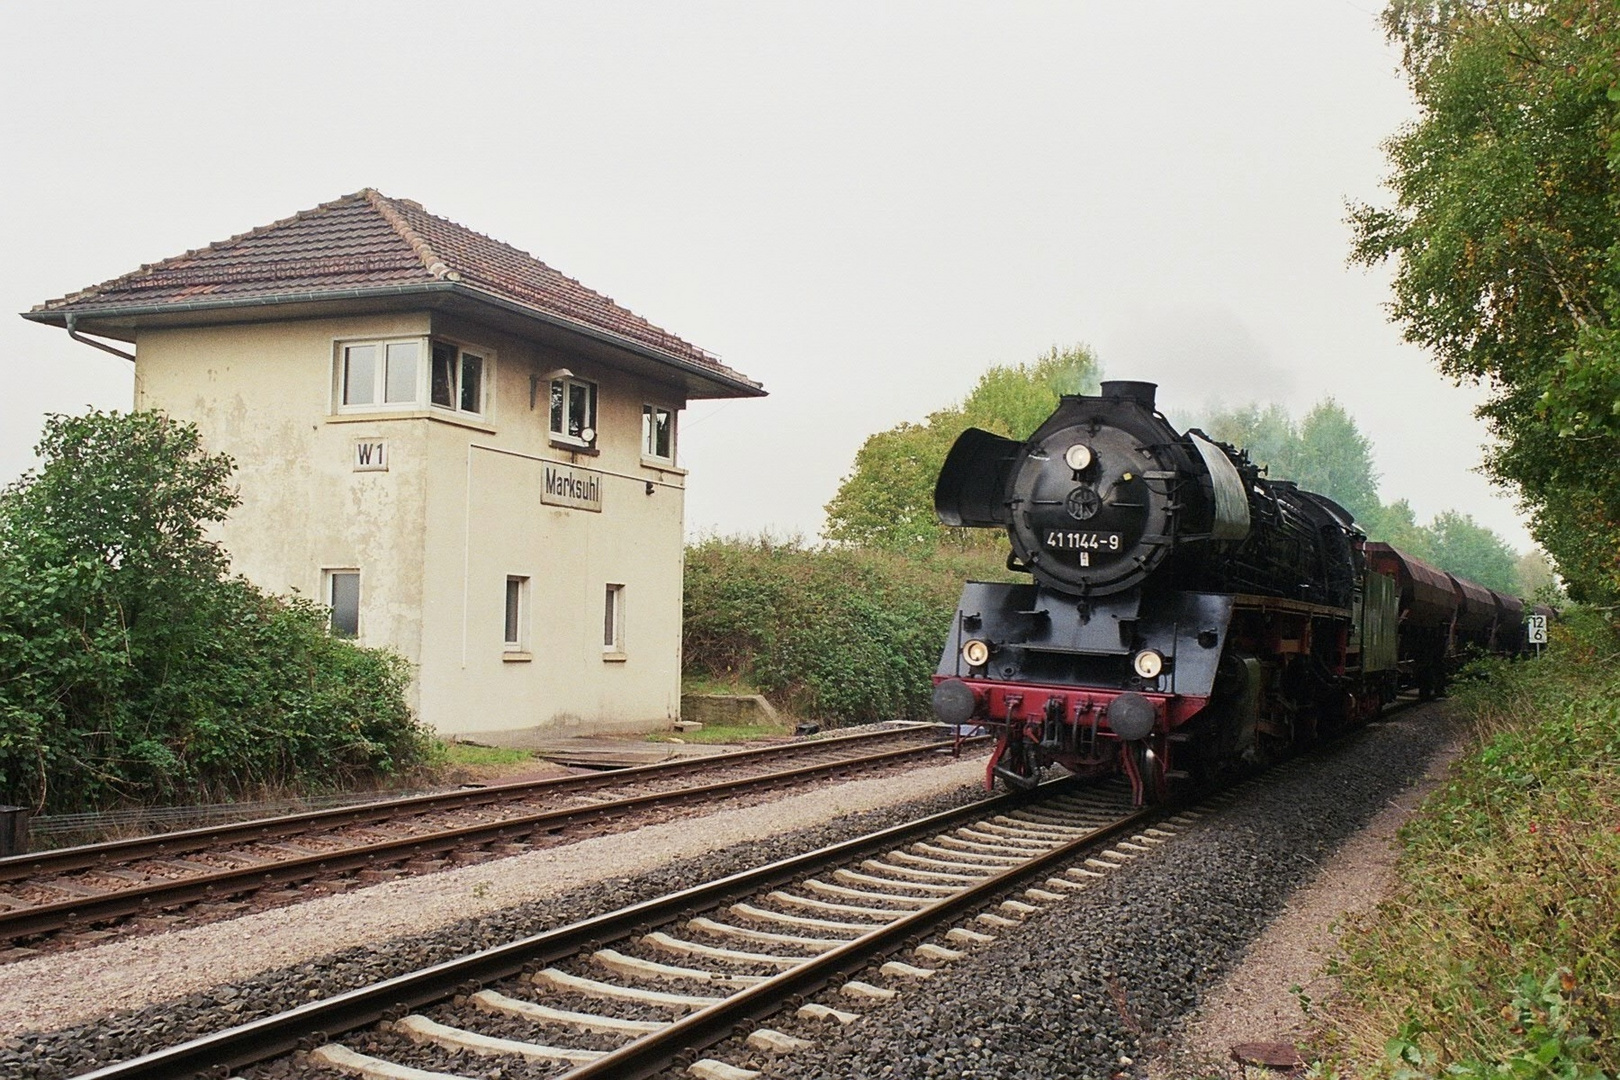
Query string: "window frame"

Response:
xmin=550 ymin=375 xmax=599 ymax=449
xmin=641 ymin=403 xmax=676 ymax=464
xmin=603 ymin=582 xmax=625 ymax=659
xmin=324 ymin=568 xmax=361 ymax=638
xmin=430 ymin=338 xmax=490 ymax=418
xmin=336 ymin=338 xmax=424 ymax=413
xmin=332 ymin=335 xmax=493 ymax=419
xmin=503 ymin=575 xmax=530 ymax=656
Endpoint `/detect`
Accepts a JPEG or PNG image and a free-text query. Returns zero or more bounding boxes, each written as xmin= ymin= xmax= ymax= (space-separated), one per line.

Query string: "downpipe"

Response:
xmin=65 ymin=314 xmax=136 ymax=362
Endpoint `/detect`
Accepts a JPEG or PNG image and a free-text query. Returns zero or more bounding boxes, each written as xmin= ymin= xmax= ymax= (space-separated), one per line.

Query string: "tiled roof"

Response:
xmin=31 ymin=190 xmax=754 ymax=387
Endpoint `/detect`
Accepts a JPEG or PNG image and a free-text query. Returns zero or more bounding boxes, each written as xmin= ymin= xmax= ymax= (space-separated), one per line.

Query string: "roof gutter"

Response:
xmin=22 ymin=283 xmax=464 ymax=330
xmin=30 ymin=282 xmax=765 ymax=397
xmin=452 ymin=283 xmax=767 ymax=398
xmin=65 ymin=314 xmax=136 ymax=362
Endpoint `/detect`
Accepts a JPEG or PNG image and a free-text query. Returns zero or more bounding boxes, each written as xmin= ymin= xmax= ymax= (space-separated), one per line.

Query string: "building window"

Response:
xmin=326 ymin=570 xmax=360 ymax=637
xmin=335 ymin=337 xmax=490 ymax=417
xmin=431 ymin=341 xmax=486 ymax=416
xmin=551 ymin=376 xmax=598 ymax=447
xmin=341 ymin=341 xmax=420 ymax=408
xmin=504 ymin=576 xmax=528 ymax=651
xmin=603 ymin=583 xmax=624 ymax=655
xmin=642 ymin=404 xmax=675 ymax=462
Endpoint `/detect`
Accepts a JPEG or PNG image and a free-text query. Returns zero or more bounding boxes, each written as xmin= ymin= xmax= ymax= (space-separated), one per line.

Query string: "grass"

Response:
xmin=645 ymin=717 xmax=797 ymax=744
xmin=1315 ymin=609 xmax=1619 ymax=1077
xmin=680 ymin=673 xmax=763 ymax=697
xmin=438 ymin=742 xmax=536 ymax=768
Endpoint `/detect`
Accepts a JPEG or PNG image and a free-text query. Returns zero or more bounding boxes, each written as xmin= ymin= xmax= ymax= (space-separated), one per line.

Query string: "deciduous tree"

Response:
xmin=1203 ymin=402 xmax=1300 ymax=479
xmin=1202 ymin=398 xmax=1381 ymax=521
xmin=1427 ymin=509 xmax=1521 ymax=594
xmin=1292 ymin=400 xmax=1382 ymax=523
xmin=823 ymin=345 xmax=1100 ymax=549
xmin=1360 ymin=498 xmax=1437 ymax=562
xmin=1352 ymin=0 xmax=1620 ymax=601
xmin=1515 ymin=547 xmax=1563 ymax=604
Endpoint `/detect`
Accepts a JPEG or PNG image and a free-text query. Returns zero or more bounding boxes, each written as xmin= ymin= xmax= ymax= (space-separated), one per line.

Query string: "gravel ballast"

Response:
xmin=0 ymin=755 xmax=989 ymax=1079
xmin=2 ymin=709 xmax=1457 ymax=1080
xmin=1151 ymin=736 xmax=1464 ymax=1076
xmin=749 ymin=708 xmax=1456 ymax=1080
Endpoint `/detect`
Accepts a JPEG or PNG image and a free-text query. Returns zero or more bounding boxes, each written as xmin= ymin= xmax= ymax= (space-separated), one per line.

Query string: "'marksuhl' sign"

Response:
xmin=542 ymin=463 xmax=604 ymax=512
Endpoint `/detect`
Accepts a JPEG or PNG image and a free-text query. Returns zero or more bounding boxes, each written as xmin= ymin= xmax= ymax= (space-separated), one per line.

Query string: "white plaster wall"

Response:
xmin=133 ymin=311 xmax=688 ymax=739
xmin=416 ymin=318 xmax=687 ymax=737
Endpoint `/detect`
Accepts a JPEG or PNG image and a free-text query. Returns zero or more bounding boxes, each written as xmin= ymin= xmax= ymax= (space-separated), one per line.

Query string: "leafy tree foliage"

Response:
xmin=1358 ymin=498 xmax=1436 ymax=561
xmin=0 ymin=411 xmax=432 ymax=813
xmin=823 ymin=345 xmax=1101 ymax=549
xmin=1202 ymin=399 xmax=1526 ymax=593
xmin=818 ymin=422 xmax=964 ymax=552
xmin=1427 ymin=509 xmax=1522 ymax=594
xmin=1203 ymin=403 xmax=1300 ymax=480
xmin=1207 ymin=398 xmax=1383 ymax=522
xmin=1515 ymin=547 xmax=1563 ymax=604
xmin=1351 ymin=0 xmax=1620 ymax=601
xmin=1203 ymin=398 xmax=1381 ymax=521
xmin=1293 ymin=401 xmax=1383 ymax=522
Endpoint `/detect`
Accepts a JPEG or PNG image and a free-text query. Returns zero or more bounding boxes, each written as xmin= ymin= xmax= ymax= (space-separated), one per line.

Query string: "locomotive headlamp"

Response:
xmin=1132 ymin=649 xmax=1165 ymax=679
xmin=1063 ymin=444 xmax=1093 ymax=471
xmin=961 ymin=639 xmax=991 ymax=667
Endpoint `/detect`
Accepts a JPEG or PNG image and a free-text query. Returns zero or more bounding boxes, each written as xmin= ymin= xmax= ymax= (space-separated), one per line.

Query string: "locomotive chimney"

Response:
xmin=1100 ymin=380 xmax=1158 ymax=410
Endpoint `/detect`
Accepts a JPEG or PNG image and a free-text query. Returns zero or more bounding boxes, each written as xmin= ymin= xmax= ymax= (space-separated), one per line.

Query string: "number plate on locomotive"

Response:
xmin=1044 ymin=531 xmax=1121 ymax=552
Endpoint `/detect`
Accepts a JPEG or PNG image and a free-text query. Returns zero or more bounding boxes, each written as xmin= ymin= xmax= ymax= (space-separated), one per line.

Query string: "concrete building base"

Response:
xmin=679 ymin=694 xmax=780 ymax=728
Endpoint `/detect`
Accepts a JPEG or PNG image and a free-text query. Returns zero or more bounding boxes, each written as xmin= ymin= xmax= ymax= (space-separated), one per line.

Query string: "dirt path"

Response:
xmin=1150 ymin=728 xmax=1465 ymax=1078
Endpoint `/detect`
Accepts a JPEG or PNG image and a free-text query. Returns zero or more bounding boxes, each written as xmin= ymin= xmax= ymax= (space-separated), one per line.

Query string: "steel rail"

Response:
xmin=563 ymin=801 xmax=1159 ymax=1079
xmin=0 ymin=725 xmax=953 ymax=881
xmin=70 ymin=780 xmax=1086 ymax=1080
xmin=1 ymin=737 xmax=983 ymax=942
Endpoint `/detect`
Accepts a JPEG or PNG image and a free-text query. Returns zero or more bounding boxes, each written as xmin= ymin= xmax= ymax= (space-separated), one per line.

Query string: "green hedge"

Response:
xmin=682 ymin=536 xmax=1010 ymax=724
xmin=0 ymin=411 xmax=434 ymax=813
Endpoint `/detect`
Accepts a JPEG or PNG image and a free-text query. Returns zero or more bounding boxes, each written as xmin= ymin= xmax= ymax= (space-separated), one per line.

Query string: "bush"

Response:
xmin=1331 ymin=609 xmax=1620 ymax=1074
xmin=0 ymin=411 xmax=433 ymax=813
xmin=682 ymin=535 xmax=1012 ymax=724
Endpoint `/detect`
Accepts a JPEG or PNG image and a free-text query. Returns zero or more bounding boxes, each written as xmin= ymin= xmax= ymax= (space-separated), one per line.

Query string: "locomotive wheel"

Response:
xmin=1141 ymin=742 xmax=1166 ymax=803
xmin=1122 ymin=740 xmax=1168 ymax=805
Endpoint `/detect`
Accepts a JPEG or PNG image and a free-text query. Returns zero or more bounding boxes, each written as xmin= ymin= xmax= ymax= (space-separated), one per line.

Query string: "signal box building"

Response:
xmin=24 ymin=190 xmax=764 ymax=739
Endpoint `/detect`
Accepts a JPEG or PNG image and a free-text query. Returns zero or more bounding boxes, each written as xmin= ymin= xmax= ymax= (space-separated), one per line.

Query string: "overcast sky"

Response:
xmin=0 ymin=1 xmax=1534 ymax=552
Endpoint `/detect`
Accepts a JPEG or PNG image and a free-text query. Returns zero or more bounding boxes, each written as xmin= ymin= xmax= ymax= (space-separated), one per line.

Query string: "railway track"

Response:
xmin=0 ymin=726 xmax=984 ymax=953
xmin=70 ymin=777 xmax=1198 ymax=1080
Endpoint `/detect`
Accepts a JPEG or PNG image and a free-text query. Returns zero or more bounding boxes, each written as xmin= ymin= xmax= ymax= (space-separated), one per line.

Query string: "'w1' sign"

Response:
xmin=353 ymin=441 xmax=388 ymax=472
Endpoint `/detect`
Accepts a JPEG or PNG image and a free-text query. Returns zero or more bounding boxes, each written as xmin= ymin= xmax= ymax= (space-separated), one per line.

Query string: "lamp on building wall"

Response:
xmin=529 ymin=367 xmax=575 ymax=410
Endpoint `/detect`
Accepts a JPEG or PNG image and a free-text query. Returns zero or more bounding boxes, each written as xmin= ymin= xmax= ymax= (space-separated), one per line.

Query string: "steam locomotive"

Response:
xmin=929 ymin=380 xmax=1535 ymax=802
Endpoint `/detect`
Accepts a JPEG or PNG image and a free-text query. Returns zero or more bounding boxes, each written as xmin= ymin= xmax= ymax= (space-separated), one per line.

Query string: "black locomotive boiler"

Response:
xmin=929 ymin=380 xmax=1403 ymax=803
